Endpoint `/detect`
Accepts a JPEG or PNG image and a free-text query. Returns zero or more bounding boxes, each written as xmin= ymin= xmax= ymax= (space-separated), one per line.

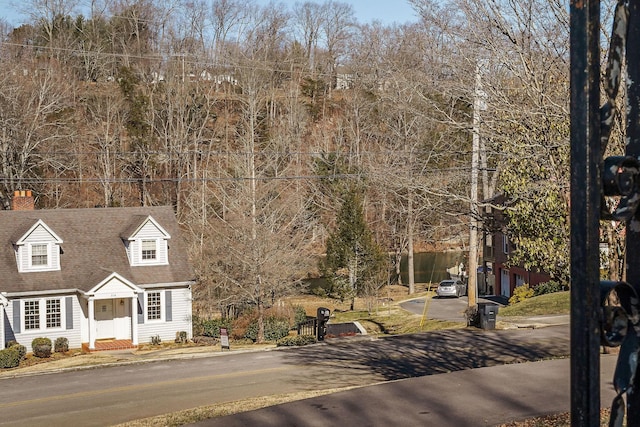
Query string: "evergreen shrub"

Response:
xmin=534 ymin=281 xmax=566 ymax=296
xmin=244 ymin=316 xmax=290 ymax=342
xmin=193 ymin=317 xmax=232 ymax=338
xmin=11 ymin=343 xmax=27 ymax=360
xmin=54 ymin=337 xmax=69 ymax=353
xmin=276 ymin=335 xmax=317 ymax=347
xmin=31 ymin=337 xmax=52 ymax=358
xmin=0 ymin=346 xmax=22 ymax=368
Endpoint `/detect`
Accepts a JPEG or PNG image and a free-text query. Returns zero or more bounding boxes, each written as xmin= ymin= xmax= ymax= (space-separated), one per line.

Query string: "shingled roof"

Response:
xmin=0 ymin=206 xmax=195 ymax=295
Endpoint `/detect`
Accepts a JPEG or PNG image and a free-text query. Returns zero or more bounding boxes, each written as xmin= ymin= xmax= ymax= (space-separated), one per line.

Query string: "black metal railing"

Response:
xmin=571 ymin=1 xmax=640 ymax=425
xmin=297 ymin=318 xmax=317 ymax=337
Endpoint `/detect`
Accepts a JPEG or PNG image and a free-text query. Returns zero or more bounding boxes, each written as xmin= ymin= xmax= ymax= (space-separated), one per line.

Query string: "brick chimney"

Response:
xmin=11 ymin=190 xmax=35 ymax=211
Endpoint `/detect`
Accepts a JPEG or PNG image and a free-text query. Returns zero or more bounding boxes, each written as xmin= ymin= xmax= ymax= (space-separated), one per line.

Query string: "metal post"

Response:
xmin=569 ymin=0 xmax=602 ymax=425
xmin=624 ymin=2 xmax=640 ymax=422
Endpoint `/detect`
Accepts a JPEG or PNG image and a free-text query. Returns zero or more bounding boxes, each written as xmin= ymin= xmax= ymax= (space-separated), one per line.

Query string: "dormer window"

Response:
xmin=141 ymin=240 xmax=157 ymax=261
xmin=122 ymin=215 xmax=170 ymax=266
xmin=31 ymin=243 xmax=49 ymax=267
xmin=15 ymin=219 xmax=62 ymax=273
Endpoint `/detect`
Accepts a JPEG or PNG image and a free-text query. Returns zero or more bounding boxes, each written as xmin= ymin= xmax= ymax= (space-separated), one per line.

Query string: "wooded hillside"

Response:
xmin=0 ymin=0 xmax=576 ymax=316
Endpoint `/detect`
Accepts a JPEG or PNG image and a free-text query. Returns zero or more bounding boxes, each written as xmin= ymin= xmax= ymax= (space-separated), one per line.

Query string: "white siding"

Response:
xmin=128 ymin=221 xmax=169 ymax=266
xmin=4 ymin=295 xmax=84 ymax=353
xmin=17 ymin=224 xmax=61 ymax=272
xmin=138 ymin=287 xmax=192 ymax=344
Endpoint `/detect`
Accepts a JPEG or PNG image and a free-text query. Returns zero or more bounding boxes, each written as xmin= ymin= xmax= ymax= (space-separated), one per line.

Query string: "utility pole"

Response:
xmin=468 ymin=61 xmax=486 ymax=309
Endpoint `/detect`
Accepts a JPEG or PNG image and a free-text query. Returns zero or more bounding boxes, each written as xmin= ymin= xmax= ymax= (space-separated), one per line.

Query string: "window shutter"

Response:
xmin=65 ymin=296 xmax=73 ymax=329
xmin=165 ymin=291 xmax=172 ymax=322
xmin=137 ymin=294 xmax=144 ymax=324
xmin=13 ymin=300 xmax=21 ymax=334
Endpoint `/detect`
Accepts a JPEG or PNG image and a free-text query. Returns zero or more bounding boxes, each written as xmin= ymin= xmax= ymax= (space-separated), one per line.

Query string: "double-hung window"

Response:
xmin=502 ymin=235 xmax=509 ymax=254
xmin=30 ymin=243 xmax=49 ymax=267
xmin=141 ymin=240 xmax=157 ymax=261
xmin=147 ymin=291 xmax=162 ymax=321
xmin=46 ymin=298 xmax=62 ymax=328
xmin=23 ymin=298 xmax=63 ymax=331
xmin=24 ymin=300 xmax=40 ymax=330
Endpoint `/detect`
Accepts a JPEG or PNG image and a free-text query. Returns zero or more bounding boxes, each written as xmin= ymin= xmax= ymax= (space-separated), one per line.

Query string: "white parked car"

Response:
xmin=436 ymin=279 xmax=467 ymax=298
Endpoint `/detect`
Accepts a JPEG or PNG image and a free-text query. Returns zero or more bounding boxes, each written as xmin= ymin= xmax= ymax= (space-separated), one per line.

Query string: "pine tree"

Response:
xmin=322 ymin=187 xmax=387 ymax=310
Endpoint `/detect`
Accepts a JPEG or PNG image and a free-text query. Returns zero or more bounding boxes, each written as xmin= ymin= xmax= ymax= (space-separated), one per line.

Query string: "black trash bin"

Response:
xmin=477 ymin=302 xmax=499 ymax=330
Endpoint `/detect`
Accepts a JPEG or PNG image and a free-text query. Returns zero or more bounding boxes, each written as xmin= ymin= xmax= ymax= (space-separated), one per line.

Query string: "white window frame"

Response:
xmin=502 ymin=235 xmax=509 ymax=254
xmin=139 ymin=239 xmax=159 ymax=264
xmin=24 ymin=300 xmax=40 ymax=331
xmin=22 ymin=298 xmax=65 ymax=332
xmin=28 ymin=242 xmax=52 ymax=269
xmin=46 ymin=298 xmax=62 ymax=329
xmin=146 ymin=291 xmax=164 ymax=322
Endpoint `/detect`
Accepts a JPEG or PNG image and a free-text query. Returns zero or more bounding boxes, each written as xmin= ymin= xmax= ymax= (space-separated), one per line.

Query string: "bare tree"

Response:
xmin=292 ymin=1 xmax=323 ymax=71
xmin=192 ymin=3 xmax=315 ymax=343
xmin=0 ymin=59 xmax=75 ymax=206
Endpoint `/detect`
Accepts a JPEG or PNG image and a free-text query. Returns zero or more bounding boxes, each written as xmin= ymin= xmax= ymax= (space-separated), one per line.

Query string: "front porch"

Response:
xmin=82 ymin=339 xmax=137 ymax=352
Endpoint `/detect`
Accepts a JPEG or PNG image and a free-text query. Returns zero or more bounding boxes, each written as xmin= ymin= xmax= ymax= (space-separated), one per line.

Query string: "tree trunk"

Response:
xmin=407 ymin=194 xmax=415 ymax=294
xmin=257 ymin=297 xmax=265 ymax=343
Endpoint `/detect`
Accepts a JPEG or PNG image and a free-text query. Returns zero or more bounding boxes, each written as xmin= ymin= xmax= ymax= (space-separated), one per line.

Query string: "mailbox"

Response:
xmin=317 ymin=307 xmax=330 ymax=341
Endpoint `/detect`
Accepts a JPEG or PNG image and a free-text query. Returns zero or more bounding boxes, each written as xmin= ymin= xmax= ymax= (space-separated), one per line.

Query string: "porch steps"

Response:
xmin=82 ymin=339 xmax=137 ymax=352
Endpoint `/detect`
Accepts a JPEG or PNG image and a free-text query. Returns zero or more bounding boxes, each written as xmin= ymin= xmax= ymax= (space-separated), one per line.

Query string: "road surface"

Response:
xmin=0 ymin=325 xmax=570 ymax=426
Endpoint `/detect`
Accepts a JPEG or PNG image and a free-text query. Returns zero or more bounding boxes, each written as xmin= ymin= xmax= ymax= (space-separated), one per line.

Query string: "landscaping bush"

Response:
xmin=10 ymin=343 xmax=27 ymax=360
xmin=175 ymin=331 xmax=188 ymax=343
xmin=150 ymin=335 xmax=161 ymax=345
xmin=534 ymin=280 xmax=566 ymax=296
xmin=293 ymin=305 xmax=308 ymax=326
xmin=509 ymin=284 xmax=535 ymax=305
xmin=54 ymin=337 xmax=69 ymax=353
xmin=193 ymin=317 xmax=232 ymax=338
xmin=0 ymin=346 xmax=22 ymax=368
xmin=276 ymin=335 xmax=317 ymax=347
xmin=231 ymin=313 xmax=255 ymax=339
xmin=31 ymin=337 xmax=52 ymax=358
xmin=244 ymin=316 xmax=290 ymax=342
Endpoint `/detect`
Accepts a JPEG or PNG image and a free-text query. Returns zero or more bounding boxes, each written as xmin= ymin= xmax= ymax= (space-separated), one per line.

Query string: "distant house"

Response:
xmin=480 ymin=195 xmax=551 ymax=298
xmin=0 ymin=191 xmax=195 ymax=352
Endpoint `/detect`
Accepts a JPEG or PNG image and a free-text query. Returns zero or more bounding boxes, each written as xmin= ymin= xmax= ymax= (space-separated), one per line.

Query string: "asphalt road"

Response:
xmin=0 ymin=349 xmax=381 ymax=427
xmin=192 ymin=355 xmax=618 ymax=427
xmin=401 ymin=295 xmax=502 ymax=322
xmin=0 ymin=326 xmax=572 ymax=427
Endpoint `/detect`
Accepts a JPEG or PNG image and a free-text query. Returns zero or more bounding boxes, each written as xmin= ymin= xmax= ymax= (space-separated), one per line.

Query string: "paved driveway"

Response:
xmin=400 ymin=295 xmax=505 ymax=322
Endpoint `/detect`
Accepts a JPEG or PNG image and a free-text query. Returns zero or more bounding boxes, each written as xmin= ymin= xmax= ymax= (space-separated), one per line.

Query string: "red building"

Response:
xmin=479 ymin=196 xmax=551 ymax=298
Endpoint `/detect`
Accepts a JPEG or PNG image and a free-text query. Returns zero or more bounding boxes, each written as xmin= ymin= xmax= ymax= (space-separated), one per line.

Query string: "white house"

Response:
xmin=0 ymin=191 xmax=195 ymax=352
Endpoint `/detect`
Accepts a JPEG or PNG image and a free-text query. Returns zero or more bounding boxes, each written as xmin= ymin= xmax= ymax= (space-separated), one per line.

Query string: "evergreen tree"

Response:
xmin=322 ymin=187 xmax=387 ymax=310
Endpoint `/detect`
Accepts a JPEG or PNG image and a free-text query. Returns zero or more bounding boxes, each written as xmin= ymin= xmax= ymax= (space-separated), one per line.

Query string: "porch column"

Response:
xmin=131 ymin=295 xmax=138 ymax=346
xmin=88 ymin=297 xmax=95 ymax=350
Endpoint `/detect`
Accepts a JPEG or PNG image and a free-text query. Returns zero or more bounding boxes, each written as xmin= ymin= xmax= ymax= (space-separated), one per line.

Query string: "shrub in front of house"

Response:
xmin=0 ymin=346 xmax=23 ymax=368
xmin=534 ymin=280 xmax=566 ymax=296
xmin=175 ymin=331 xmax=188 ymax=343
xmin=11 ymin=343 xmax=27 ymax=360
xmin=509 ymin=284 xmax=535 ymax=305
xmin=150 ymin=335 xmax=162 ymax=345
xmin=32 ymin=338 xmax=52 ymax=358
xmin=5 ymin=340 xmax=27 ymax=360
xmin=276 ymin=335 xmax=317 ymax=347
xmin=192 ymin=317 xmax=232 ymax=338
xmin=54 ymin=337 xmax=69 ymax=353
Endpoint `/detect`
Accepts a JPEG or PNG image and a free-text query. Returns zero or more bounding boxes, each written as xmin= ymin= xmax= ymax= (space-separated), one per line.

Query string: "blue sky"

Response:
xmin=0 ymin=0 xmax=419 ymax=28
